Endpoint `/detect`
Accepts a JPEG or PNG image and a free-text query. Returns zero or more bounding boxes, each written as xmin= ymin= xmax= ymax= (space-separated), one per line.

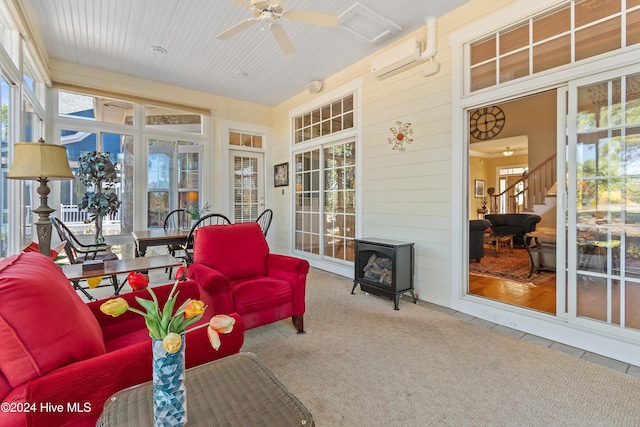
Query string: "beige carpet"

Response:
xmin=241 ymin=269 xmax=640 ymax=426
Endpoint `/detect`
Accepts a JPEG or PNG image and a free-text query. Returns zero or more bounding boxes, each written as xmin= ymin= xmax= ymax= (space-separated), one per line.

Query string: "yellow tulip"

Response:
xmin=184 ymin=300 xmax=205 ymax=319
xmin=207 ymin=315 xmax=235 ymax=350
xmin=100 ymin=298 xmax=129 ymax=317
xmin=163 ymin=332 xmax=182 ymax=353
xmin=87 ymin=276 xmax=102 ymax=289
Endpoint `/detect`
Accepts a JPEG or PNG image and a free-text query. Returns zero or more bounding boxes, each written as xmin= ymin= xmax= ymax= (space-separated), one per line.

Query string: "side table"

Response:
xmin=525 ymin=229 xmax=557 ymax=277
xmin=97 ymin=352 xmax=314 ymax=426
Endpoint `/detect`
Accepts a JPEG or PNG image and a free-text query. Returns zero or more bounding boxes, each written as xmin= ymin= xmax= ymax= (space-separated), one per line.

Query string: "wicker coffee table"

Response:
xmin=97 ymin=352 xmax=313 ymax=426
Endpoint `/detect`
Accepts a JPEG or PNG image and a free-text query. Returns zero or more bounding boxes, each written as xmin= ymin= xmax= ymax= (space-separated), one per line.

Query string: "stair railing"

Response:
xmin=490 ymin=153 xmax=557 ymax=214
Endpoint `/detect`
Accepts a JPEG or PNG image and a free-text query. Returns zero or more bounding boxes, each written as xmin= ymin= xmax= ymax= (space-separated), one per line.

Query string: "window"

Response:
xmin=469 ymin=1 xmax=640 ymax=93
xmin=58 ymin=90 xmax=134 ymax=126
xmin=293 ymin=94 xmax=354 ymax=144
xmin=56 ymin=91 xmax=135 ymax=236
xmin=146 ymin=106 xmax=202 ymax=135
xmin=0 ymin=75 xmax=10 ymax=258
xmin=295 ymin=140 xmax=356 ymax=262
xmin=229 ymin=131 xmax=262 ymax=148
xmin=147 ymin=140 xmax=202 ymax=227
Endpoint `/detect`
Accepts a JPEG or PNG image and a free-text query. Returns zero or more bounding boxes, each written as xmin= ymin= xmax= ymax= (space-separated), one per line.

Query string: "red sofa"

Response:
xmin=188 ymin=222 xmax=310 ymax=333
xmin=0 ymin=252 xmax=244 ymax=427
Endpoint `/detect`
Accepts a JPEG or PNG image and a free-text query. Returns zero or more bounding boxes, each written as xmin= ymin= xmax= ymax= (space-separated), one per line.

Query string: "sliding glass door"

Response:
xmin=568 ymin=64 xmax=640 ymax=332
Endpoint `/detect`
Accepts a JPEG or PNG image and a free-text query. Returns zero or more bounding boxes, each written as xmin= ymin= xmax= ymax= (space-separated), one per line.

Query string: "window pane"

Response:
xmin=533 ymin=6 xmax=571 ymax=43
xmin=343 ymin=94 xmax=354 ymax=112
xmin=575 ymin=17 xmax=621 ymax=61
xmin=471 ymin=37 xmax=495 ymax=65
xmin=148 ymin=191 xmax=168 ymax=228
xmin=575 ymin=0 xmax=621 ymax=28
xmin=533 ymin=34 xmax=571 ymax=73
xmin=344 ymin=112 xmax=354 ymax=129
xmin=178 ymin=153 xmax=199 ymax=189
xmin=1 ymin=77 xmax=9 ymax=257
xmin=229 ymin=131 xmax=241 ymax=146
xmin=59 ymin=90 xmax=134 ymax=125
xmin=500 ymin=50 xmax=529 ymax=83
xmin=145 ymin=106 xmax=202 ymax=134
xmin=471 ymin=61 xmax=496 ymax=91
xmin=252 ymin=135 xmax=262 ymax=148
xmin=627 ymin=8 xmax=640 ymax=46
xmin=500 ymin=24 xmax=528 ymax=55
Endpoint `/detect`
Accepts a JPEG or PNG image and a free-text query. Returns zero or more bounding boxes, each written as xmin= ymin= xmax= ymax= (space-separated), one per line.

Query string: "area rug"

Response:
xmin=469 ymin=247 xmax=555 ymax=285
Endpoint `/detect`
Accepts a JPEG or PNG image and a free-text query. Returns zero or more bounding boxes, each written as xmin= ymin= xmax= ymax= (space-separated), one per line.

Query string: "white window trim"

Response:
xmin=288 ymin=78 xmax=363 ymax=277
xmin=218 ymin=119 xmax=272 ymax=220
xmin=450 ymin=0 xmax=640 ymax=365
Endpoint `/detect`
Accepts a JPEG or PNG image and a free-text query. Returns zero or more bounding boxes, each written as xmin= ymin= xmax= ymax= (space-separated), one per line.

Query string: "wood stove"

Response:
xmin=351 ymin=237 xmax=416 ymax=310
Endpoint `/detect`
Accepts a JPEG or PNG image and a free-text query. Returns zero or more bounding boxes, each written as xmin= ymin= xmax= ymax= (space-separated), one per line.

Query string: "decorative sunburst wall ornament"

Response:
xmin=388 ymin=121 xmax=413 ymax=151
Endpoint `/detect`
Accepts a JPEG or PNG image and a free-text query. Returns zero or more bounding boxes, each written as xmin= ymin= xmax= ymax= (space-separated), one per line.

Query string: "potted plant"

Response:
xmin=76 ymin=151 xmax=121 ymax=244
xmin=186 ymin=202 xmax=211 ymax=226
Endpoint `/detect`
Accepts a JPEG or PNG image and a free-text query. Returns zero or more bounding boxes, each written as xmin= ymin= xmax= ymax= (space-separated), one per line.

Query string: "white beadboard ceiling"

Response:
xmin=22 ymin=0 xmax=470 ymax=106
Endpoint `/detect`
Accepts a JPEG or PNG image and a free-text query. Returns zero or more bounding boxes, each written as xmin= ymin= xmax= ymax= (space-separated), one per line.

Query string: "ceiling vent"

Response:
xmin=371 ymin=38 xmax=422 ymax=79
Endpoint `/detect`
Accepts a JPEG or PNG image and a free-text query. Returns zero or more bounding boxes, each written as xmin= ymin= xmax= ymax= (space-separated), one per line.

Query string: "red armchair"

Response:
xmin=0 ymin=252 xmax=244 ymax=427
xmin=188 ymin=222 xmax=310 ymax=333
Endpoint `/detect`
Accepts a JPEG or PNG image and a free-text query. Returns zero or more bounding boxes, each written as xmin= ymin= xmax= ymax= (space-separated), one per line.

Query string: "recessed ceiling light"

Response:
xmin=150 ymin=46 xmax=167 ymax=54
xmin=234 ymin=70 xmax=248 ymax=77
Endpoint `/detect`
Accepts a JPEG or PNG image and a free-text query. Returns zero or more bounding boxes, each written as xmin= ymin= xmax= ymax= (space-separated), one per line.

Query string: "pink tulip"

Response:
xmin=207 ymin=315 xmax=235 ymax=350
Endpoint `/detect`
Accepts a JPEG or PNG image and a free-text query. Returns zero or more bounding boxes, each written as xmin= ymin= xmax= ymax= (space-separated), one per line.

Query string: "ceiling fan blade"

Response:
xmin=283 ymin=9 xmax=338 ymax=27
xmin=216 ymin=18 xmax=257 ymax=40
xmin=269 ymin=23 xmax=295 ymax=54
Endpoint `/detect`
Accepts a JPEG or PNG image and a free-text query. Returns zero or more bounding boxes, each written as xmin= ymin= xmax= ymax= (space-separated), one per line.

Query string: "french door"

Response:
xmin=229 ymin=150 xmax=264 ymax=223
xmin=567 ymin=64 xmax=640 ymax=333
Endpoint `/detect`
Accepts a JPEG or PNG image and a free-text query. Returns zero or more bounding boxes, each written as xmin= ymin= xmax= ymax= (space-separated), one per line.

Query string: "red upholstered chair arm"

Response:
xmin=24 ymin=313 xmax=244 ymax=427
xmin=266 ymin=254 xmax=310 ymax=316
xmin=188 ymin=263 xmax=234 ymax=317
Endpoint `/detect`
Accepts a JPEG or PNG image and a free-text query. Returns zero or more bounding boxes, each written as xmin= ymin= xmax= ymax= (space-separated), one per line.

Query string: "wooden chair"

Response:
xmin=163 ymin=208 xmax=190 ymax=277
xmin=182 ymin=213 xmax=232 ymax=264
xmin=50 ymin=216 xmax=119 ymax=300
xmin=255 ymin=208 xmax=273 ymax=236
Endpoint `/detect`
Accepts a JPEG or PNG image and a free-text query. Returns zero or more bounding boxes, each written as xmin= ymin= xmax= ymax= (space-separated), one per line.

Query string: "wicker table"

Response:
xmin=97 ymin=352 xmax=314 ymax=427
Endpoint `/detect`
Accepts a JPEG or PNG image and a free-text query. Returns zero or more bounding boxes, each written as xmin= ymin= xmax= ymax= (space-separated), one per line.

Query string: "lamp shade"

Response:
xmin=7 ymin=141 xmax=74 ymax=180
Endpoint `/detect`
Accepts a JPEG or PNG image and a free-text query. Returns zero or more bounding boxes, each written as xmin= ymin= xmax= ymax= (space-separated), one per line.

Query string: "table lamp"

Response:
xmin=7 ymin=138 xmax=74 ymax=256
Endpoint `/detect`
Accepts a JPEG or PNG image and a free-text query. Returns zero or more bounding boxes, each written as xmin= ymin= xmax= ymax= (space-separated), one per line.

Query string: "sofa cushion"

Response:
xmin=230 ymin=276 xmax=292 ymax=314
xmin=0 ymin=252 xmax=106 ymax=388
xmin=193 ymin=222 xmax=269 ymax=280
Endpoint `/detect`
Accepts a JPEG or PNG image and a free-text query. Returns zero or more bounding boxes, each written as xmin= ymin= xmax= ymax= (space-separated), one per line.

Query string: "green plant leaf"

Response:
xmin=135 ymin=296 xmax=159 ymax=317
xmin=160 ymin=296 xmax=177 ymax=330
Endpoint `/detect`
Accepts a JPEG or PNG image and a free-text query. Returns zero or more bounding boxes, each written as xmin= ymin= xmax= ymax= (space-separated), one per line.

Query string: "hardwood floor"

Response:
xmin=470 ymin=269 xmax=640 ymax=330
xmin=468 ymin=273 xmax=557 ymax=314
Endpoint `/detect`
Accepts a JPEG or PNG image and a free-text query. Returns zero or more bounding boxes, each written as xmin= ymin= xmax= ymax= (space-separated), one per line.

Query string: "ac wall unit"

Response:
xmin=371 ymin=38 xmax=423 ymax=79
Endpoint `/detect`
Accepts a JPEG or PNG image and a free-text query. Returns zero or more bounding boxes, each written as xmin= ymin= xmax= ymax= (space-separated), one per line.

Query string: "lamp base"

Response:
xmin=32 ymin=177 xmax=55 ymax=257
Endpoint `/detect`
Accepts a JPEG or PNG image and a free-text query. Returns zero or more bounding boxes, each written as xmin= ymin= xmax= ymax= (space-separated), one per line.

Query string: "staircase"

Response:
xmin=490 ymin=153 xmax=557 ymax=215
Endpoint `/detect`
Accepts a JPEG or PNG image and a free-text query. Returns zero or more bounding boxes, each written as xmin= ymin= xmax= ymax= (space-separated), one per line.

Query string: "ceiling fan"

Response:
xmin=217 ymin=0 xmax=338 ymax=54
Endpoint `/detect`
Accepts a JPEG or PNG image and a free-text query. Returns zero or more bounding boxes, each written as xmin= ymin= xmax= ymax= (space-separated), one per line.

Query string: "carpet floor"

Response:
xmin=241 ymin=269 xmax=640 ymax=426
xmin=469 ymin=248 xmax=555 ymax=285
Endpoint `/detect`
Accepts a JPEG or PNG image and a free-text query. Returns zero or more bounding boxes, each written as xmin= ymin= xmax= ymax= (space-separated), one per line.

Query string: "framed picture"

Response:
xmin=474 ymin=180 xmax=485 ymax=198
xmin=274 ymin=162 xmax=289 ymax=187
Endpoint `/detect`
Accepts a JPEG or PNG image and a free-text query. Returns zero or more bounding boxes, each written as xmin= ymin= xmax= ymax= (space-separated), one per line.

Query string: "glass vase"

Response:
xmin=152 ymin=339 xmax=187 ymax=426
